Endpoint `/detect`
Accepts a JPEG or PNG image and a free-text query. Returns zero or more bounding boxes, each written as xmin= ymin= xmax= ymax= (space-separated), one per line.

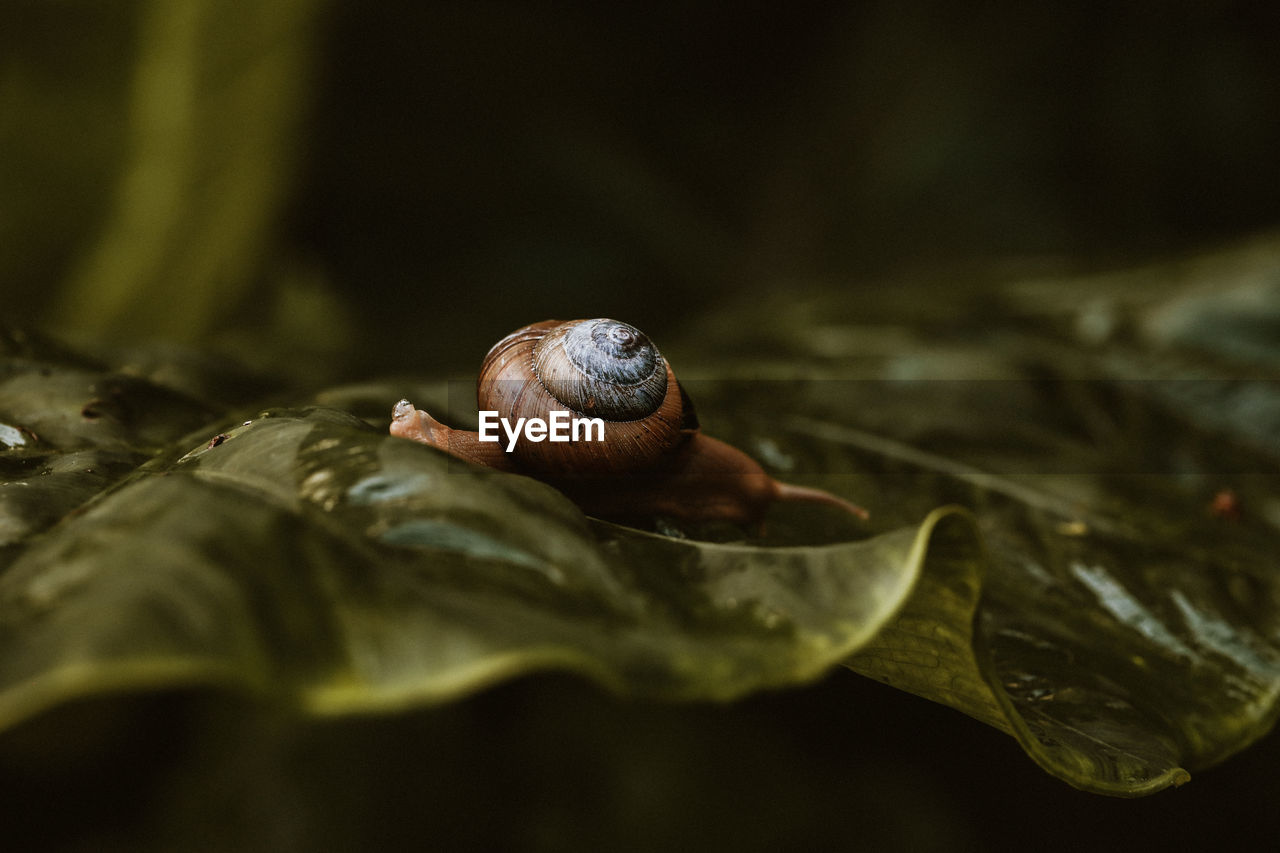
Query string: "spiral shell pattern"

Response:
xmin=477 ymin=319 xmax=687 ymax=475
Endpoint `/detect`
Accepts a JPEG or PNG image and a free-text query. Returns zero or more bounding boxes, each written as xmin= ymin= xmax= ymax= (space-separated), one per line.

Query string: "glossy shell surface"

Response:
xmin=533 ymin=319 xmax=667 ymax=420
xmin=477 ymin=319 xmax=687 ymax=475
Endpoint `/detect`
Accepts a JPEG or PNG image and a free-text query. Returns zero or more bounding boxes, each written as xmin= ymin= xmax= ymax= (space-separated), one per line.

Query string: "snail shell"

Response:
xmin=477 ymin=319 xmax=689 ymax=475
xmin=389 ymin=317 xmax=869 ymax=527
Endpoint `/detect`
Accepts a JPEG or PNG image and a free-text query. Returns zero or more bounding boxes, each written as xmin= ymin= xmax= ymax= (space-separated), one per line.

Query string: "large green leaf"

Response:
xmin=0 ymin=407 xmax=970 ymax=721
xmin=4 ymin=263 xmax=1280 ymax=802
xmin=1 ymin=386 xmax=1277 ymax=798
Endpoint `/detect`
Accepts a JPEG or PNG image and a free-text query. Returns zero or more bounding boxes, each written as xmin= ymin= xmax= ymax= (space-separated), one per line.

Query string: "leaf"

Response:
xmin=0 ymin=408 xmax=970 ymax=727
xmin=0 ymin=326 xmax=223 ymax=558
xmin=662 ymin=268 xmax=1280 ymax=796
xmin=4 ymin=362 xmax=1280 ymax=799
xmin=47 ymin=0 xmax=325 ymax=344
xmin=5 ymin=265 xmax=1280 ymax=802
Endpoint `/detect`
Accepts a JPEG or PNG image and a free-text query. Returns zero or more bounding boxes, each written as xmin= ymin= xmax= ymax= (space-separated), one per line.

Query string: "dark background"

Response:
xmin=3 ymin=670 xmax=1278 ymax=851
xmin=4 ymin=1 xmax=1280 ymax=373
xmin=297 ymin=1 xmax=1280 ymax=358
xmin=3 ymin=2 xmax=1280 ymax=849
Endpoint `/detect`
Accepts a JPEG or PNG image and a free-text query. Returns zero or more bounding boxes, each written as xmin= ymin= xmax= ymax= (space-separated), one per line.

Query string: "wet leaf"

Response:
xmin=2 ymin=267 xmax=1280 ymax=802
xmin=0 ymin=327 xmax=225 ymax=564
xmin=0 ymin=408 xmax=971 ymax=728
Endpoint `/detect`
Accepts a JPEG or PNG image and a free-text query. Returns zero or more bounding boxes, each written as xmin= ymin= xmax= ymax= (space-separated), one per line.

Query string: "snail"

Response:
xmin=389 ymin=319 xmax=867 ymax=527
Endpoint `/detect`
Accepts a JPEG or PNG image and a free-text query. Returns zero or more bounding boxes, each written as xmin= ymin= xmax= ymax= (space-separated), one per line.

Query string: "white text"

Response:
xmin=478 ymin=410 xmax=605 ymax=451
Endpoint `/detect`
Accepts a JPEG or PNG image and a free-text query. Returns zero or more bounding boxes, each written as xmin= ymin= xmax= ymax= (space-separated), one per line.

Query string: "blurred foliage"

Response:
xmin=3 ymin=1 xmax=1280 ymax=373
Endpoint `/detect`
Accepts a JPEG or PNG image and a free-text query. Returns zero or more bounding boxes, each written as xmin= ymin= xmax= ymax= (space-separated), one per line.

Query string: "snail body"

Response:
xmin=390 ymin=319 xmax=867 ymax=527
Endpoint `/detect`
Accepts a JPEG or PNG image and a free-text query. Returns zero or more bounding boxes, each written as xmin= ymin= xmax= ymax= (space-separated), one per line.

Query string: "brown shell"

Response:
xmin=476 ymin=319 xmax=688 ymax=475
